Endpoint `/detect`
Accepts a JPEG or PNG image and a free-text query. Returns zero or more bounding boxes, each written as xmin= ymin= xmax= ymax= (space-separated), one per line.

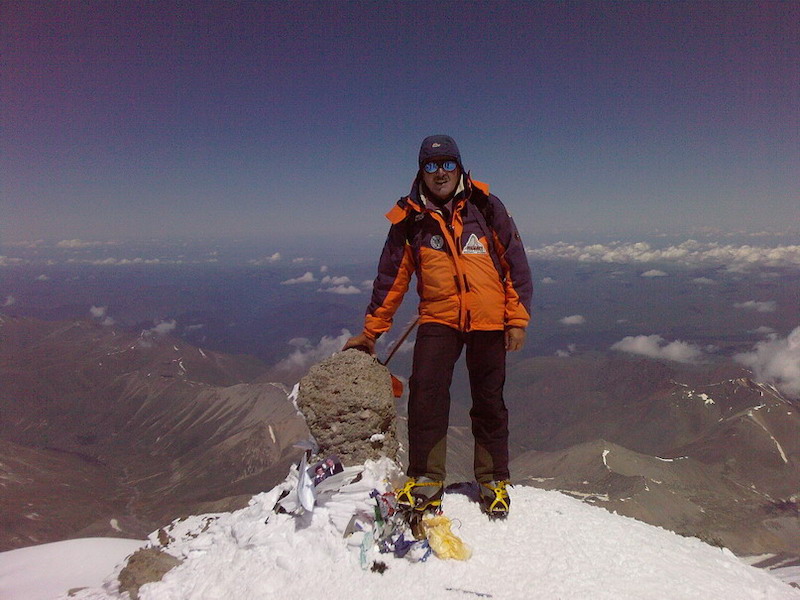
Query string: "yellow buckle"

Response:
xmin=396 ymin=479 xmax=442 ymax=509
xmin=481 ymin=481 xmax=509 ymax=513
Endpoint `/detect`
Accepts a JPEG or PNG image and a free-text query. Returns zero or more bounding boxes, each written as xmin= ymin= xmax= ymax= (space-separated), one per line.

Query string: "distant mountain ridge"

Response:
xmin=0 ymin=315 xmax=308 ymax=550
xmin=2 ymin=314 xmax=799 ymax=563
xmin=501 ymin=356 xmax=800 ymax=556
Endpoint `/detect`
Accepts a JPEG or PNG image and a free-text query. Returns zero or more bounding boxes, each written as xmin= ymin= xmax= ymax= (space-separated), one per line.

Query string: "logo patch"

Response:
xmin=430 ymin=235 xmax=444 ymax=250
xmin=462 ymin=233 xmax=486 ymax=254
xmin=432 ymin=142 xmax=441 ymax=148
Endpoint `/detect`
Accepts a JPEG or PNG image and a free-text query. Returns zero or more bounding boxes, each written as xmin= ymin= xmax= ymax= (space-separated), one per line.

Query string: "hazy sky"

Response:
xmin=2 ymin=1 xmax=798 ymax=244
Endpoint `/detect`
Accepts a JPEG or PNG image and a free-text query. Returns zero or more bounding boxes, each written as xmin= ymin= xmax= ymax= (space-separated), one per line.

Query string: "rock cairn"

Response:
xmin=295 ymin=349 xmax=399 ymax=465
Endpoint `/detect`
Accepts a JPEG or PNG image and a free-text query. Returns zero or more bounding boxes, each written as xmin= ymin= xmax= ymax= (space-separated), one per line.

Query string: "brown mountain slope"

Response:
xmin=0 ymin=316 xmax=308 ymax=550
xmin=505 ymin=356 xmax=800 ymax=556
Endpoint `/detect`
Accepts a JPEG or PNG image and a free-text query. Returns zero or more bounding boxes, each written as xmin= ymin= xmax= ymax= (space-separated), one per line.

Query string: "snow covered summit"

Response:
xmin=48 ymin=458 xmax=798 ymax=600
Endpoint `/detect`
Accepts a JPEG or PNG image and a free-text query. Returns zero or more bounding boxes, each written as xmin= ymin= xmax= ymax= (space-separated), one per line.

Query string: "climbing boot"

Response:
xmin=479 ymin=480 xmax=511 ymax=519
xmin=396 ymin=477 xmax=444 ymax=513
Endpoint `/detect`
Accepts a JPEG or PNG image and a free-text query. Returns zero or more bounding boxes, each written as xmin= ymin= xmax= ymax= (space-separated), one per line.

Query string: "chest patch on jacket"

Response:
xmin=462 ymin=233 xmax=487 ymax=254
xmin=430 ymin=235 xmax=445 ymax=250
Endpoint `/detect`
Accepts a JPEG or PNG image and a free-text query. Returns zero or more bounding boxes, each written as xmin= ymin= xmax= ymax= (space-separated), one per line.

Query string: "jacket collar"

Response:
xmin=387 ymin=173 xmax=490 ymax=224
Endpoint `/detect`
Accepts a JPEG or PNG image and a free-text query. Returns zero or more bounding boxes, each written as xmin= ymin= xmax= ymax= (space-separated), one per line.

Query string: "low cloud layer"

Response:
xmin=56 ymin=239 xmax=118 ymax=249
xmin=641 ymin=269 xmax=668 ymax=278
xmin=735 ymin=327 xmax=800 ymax=399
xmin=3 ymin=295 xmax=15 ymax=307
xmin=150 ymin=320 xmax=177 ymax=335
xmin=560 ymin=315 xmax=586 ymax=325
xmin=319 ymin=285 xmax=361 ymax=295
xmin=249 ymin=253 xmax=281 ymax=265
xmin=0 ymin=256 xmax=25 ymax=266
xmin=90 ymin=305 xmax=107 ymax=318
xmin=281 ymin=272 xmax=316 ymax=285
xmin=275 ymin=329 xmax=353 ymax=374
xmin=555 ymin=343 xmax=577 ymax=357
xmin=734 ymin=300 xmax=777 ymax=313
xmin=527 ymin=240 xmax=800 ymax=270
xmin=77 ymin=257 xmax=179 ymax=266
xmin=611 ymin=334 xmax=704 ymax=364
xmin=321 ymin=275 xmax=351 ymax=285
xmin=136 ymin=319 xmax=177 ymax=346
xmin=90 ymin=306 xmax=115 ymax=325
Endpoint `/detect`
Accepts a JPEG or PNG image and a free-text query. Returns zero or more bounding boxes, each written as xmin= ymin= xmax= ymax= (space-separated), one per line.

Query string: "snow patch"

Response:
xmin=41 ymin=459 xmax=800 ymax=600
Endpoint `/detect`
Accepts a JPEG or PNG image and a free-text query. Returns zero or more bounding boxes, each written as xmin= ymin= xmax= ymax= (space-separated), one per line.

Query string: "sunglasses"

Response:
xmin=422 ymin=160 xmax=458 ymax=174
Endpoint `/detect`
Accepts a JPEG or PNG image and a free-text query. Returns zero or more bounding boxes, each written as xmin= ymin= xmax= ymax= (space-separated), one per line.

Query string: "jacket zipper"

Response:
xmin=430 ymin=211 xmax=469 ymax=331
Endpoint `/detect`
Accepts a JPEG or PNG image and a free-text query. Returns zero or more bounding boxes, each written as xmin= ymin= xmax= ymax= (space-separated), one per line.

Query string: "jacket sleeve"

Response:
xmin=363 ymin=213 xmax=415 ymax=340
xmin=487 ymin=195 xmax=533 ymax=328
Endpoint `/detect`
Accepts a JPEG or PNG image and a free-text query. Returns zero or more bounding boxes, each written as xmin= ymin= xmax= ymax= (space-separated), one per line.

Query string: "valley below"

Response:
xmin=2 ymin=314 xmax=798 ymax=562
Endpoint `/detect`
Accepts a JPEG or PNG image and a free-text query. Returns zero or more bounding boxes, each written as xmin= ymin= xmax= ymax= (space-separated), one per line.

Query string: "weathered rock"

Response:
xmin=118 ymin=547 xmax=182 ymax=600
xmin=295 ymin=349 xmax=398 ymax=465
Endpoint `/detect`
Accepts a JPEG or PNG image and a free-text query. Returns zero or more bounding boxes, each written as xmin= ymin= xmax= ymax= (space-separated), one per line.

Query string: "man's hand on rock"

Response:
xmin=343 ymin=332 xmax=376 ymax=356
xmin=505 ymin=327 xmax=526 ymax=352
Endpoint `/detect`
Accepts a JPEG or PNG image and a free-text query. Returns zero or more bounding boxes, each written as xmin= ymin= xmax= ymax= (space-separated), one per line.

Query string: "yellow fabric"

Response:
xmin=421 ymin=515 xmax=472 ymax=561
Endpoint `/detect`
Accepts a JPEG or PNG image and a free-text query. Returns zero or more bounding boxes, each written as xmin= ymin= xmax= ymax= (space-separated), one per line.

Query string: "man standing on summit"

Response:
xmin=344 ymin=135 xmax=532 ymax=519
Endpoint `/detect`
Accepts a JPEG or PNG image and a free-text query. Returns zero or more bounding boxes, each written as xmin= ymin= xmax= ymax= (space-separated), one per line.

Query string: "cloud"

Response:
xmin=735 ymin=327 xmax=800 ymax=399
xmin=319 ymin=285 xmax=361 ymax=295
xmin=77 ymin=257 xmax=172 ymax=266
xmin=611 ymin=334 xmax=704 ymax=364
xmin=526 ymin=240 xmax=800 ymax=270
xmin=750 ymin=326 xmax=776 ymax=336
xmin=734 ymin=300 xmax=777 ymax=313
xmin=320 ymin=265 xmax=328 ymax=273
xmin=541 ymin=277 xmax=556 ymax=284
xmin=0 ymin=256 xmax=25 ymax=266
xmin=281 ymin=272 xmax=316 ymax=285
xmin=90 ymin=305 xmax=107 ymax=318
xmin=56 ymin=239 xmax=117 ymax=248
xmin=641 ymin=269 xmax=668 ymax=278
xmin=3 ymin=295 xmax=15 ymax=307
xmin=396 ymin=339 xmax=415 ymax=354
xmin=152 ymin=320 xmax=177 ymax=335
xmin=35 ymin=274 xmax=50 ymax=281
xmin=275 ymin=329 xmax=353 ymax=374
xmin=89 ymin=307 xmax=116 ymax=327
xmin=692 ymin=277 xmax=716 ymax=285
xmin=321 ymin=275 xmax=351 ymax=285
xmin=249 ymin=253 xmax=281 ymax=265
xmin=555 ymin=343 xmax=577 ymax=357
xmin=560 ymin=315 xmax=586 ymax=325
xmin=5 ymin=240 xmax=45 ymax=248
xmin=144 ymin=320 xmax=177 ymax=336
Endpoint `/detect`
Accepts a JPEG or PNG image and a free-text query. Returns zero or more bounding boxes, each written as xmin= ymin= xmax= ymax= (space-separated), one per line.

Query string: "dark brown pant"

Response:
xmin=407 ymin=323 xmax=509 ymax=483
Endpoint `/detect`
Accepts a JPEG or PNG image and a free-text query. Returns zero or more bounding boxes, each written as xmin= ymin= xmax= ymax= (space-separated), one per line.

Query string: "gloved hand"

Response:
xmin=342 ymin=332 xmax=376 ymax=356
xmin=504 ymin=327 xmax=526 ymax=352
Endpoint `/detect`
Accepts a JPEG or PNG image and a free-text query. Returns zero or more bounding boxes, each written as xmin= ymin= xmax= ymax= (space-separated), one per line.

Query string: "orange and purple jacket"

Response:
xmin=363 ymin=174 xmax=532 ymax=340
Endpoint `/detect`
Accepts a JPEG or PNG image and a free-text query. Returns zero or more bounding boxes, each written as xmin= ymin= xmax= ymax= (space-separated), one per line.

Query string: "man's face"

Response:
xmin=421 ymin=157 xmax=461 ymax=202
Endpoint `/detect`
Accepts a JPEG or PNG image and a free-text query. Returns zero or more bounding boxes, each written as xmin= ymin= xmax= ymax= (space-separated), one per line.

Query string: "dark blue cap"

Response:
xmin=418 ymin=135 xmax=461 ymax=167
